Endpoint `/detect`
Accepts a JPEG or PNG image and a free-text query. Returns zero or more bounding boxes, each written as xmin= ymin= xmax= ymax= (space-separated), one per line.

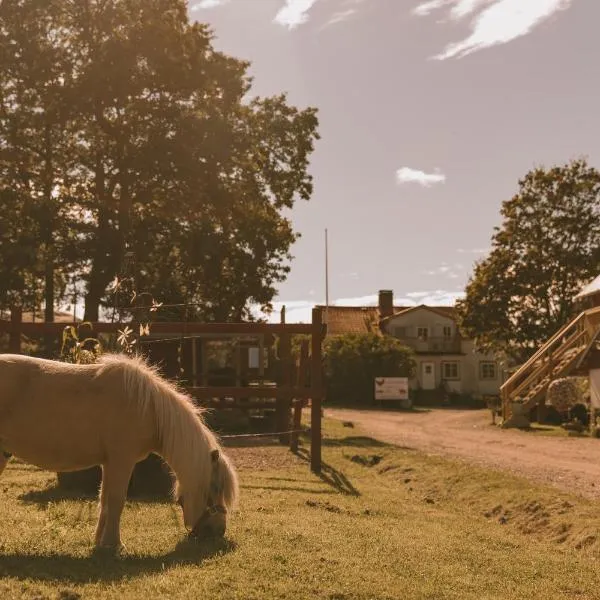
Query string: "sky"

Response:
xmin=187 ymin=0 xmax=600 ymax=323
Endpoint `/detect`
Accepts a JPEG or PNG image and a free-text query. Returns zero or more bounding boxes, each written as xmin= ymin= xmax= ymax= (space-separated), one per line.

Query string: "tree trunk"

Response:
xmin=84 ymin=152 xmax=117 ymax=322
xmin=43 ymin=121 xmax=55 ymax=355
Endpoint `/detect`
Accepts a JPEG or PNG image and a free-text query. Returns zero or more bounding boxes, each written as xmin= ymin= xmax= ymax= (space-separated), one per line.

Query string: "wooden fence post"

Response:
xmin=290 ymin=339 xmax=309 ymax=453
xmin=9 ymin=306 xmax=22 ymax=354
xmin=277 ymin=333 xmax=292 ymax=444
xmin=310 ymin=307 xmax=323 ymax=474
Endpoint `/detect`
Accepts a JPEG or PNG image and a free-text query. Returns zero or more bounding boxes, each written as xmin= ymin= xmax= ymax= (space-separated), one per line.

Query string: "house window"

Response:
xmin=442 ymin=326 xmax=452 ymax=338
xmin=480 ymin=361 xmax=497 ymax=380
xmin=417 ymin=327 xmax=429 ymax=340
xmin=442 ymin=361 xmax=460 ymax=380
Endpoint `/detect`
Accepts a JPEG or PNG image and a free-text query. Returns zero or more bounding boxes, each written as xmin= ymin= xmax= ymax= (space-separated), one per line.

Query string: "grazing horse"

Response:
xmin=0 ymin=353 xmax=238 ymax=550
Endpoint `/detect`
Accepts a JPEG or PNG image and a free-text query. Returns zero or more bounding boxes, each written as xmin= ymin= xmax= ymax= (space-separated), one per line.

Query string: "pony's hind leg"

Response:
xmin=95 ymin=461 xmax=135 ymax=551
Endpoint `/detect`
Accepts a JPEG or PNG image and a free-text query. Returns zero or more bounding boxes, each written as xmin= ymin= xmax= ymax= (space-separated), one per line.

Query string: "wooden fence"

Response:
xmin=0 ymin=307 xmax=326 ymax=473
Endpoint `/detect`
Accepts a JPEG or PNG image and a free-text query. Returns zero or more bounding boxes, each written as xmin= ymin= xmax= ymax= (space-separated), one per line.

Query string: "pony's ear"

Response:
xmin=211 ymin=448 xmax=220 ymax=463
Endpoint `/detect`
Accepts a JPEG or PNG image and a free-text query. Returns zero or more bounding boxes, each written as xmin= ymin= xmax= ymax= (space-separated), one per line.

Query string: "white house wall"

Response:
xmin=384 ymin=308 xmax=455 ymax=337
xmin=382 ymin=307 xmax=502 ymax=397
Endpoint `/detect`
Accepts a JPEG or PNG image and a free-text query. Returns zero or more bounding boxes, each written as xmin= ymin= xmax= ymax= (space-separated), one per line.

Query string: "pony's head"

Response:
xmin=177 ymin=447 xmax=238 ymax=539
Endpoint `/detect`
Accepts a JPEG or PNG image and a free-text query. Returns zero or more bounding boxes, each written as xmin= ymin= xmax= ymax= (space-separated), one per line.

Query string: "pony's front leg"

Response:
xmin=95 ymin=461 xmax=134 ymax=551
xmin=0 ymin=452 xmax=11 ymax=478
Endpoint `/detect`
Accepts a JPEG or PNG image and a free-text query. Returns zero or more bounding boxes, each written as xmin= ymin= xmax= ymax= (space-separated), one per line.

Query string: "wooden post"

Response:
xmin=235 ymin=338 xmax=241 ymax=387
xmin=310 ymin=307 xmax=323 ymax=474
xmin=277 ymin=332 xmax=292 ymax=444
xmin=201 ymin=339 xmax=208 ymax=386
xmin=291 ymin=339 xmax=309 ymax=453
xmin=258 ymin=335 xmax=265 ymax=379
xmin=191 ymin=337 xmax=198 ymax=387
xmin=9 ymin=306 xmax=22 ymax=354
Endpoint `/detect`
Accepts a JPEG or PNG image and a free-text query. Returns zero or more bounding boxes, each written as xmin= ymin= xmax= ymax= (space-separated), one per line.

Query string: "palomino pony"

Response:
xmin=0 ymin=353 xmax=238 ymax=550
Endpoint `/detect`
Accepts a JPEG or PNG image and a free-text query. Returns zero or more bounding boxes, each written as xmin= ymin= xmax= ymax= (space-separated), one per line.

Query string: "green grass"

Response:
xmin=2 ymin=420 xmax=600 ymax=599
xmin=516 ymin=423 xmax=591 ymax=438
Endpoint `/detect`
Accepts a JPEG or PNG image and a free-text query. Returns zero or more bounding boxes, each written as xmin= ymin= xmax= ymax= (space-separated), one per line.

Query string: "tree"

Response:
xmin=457 ymin=158 xmax=600 ymax=363
xmin=0 ymin=0 xmax=319 ymax=322
xmin=323 ymin=333 xmax=416 ymax=405
xmin=0 ymin=0 xmax=81 ymax=318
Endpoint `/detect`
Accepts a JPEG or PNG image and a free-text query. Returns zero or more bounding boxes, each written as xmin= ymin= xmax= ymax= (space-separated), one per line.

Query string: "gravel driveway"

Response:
xmin=326 ymin=407 xmax=600 ymax=500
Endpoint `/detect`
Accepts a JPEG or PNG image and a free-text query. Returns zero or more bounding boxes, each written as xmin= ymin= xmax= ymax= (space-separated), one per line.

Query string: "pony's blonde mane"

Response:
xmin=97 ymin=353 xmax=238 ymax=526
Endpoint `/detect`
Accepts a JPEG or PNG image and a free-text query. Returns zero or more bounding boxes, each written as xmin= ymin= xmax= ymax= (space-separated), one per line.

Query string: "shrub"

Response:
xmin=323 ymin=333 xmax=416 ymax=406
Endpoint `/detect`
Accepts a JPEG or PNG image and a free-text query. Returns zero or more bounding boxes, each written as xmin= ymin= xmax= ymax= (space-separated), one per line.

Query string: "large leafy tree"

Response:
xmin=0 ymin=0 xmax=81 ymax=318
xmin=457 ymin=158 xmax=600 ymax=363
xmin=0 ymin=0 xmax=319 ymax=322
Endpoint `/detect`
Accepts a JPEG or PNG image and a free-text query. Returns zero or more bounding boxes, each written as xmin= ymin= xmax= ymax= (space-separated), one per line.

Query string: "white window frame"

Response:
xmin=480 ymin=361 xmax=497 ymax=380
xmin=442 ymin=361 xmax=460 ymax=380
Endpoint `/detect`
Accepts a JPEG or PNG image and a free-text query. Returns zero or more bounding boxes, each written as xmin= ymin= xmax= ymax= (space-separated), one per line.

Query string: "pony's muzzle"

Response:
xmin=190 ymin=507 xmax=227 ymax=539
xmin=190 ymin=521 xmax=226 ymax=539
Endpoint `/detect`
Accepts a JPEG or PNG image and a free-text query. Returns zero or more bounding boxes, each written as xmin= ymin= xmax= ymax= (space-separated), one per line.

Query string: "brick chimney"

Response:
xmin=378 ymin=290 xmax=394 ymax=319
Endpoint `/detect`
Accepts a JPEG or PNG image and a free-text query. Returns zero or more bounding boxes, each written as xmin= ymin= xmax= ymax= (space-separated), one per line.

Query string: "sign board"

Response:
xmin=248 ymin=347 xmax=268 ymax=369
xmin=248 ymin=347 xmax=260 ymax=369
xmin=374 ymin=377 xmax=409 ymax=401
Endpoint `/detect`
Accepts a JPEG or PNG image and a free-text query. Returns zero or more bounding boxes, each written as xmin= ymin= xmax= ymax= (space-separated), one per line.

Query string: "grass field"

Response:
xmin=2 ymin=418 xmax=600 ymax=599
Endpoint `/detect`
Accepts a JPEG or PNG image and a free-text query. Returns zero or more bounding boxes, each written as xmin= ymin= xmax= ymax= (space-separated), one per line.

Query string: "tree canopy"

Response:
xmin=323 ymin=333 xmax=416 ymax=405
xmin=0 ymin=0 xmax=319 ymax=322
xmin=457 ymin=158 xmax=600 ymax=363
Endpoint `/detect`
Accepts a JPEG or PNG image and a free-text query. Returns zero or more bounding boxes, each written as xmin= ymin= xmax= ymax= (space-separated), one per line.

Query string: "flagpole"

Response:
xmin=325 ymin=228 xmax=329 ymax=323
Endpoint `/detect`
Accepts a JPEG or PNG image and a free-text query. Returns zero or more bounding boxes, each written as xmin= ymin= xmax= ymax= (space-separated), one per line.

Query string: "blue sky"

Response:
xmin=186 ymin=0 xmax=599 ymax=323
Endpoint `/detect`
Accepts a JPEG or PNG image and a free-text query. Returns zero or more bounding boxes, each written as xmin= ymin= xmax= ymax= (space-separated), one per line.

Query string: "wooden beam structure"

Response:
xmin=1 ymin=306 xmax=327 ymax=473
xmin=0 ymin=319 xmax=317 ymax=336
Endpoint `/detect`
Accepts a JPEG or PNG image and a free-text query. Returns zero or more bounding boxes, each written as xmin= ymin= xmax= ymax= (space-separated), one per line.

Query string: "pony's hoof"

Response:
xmin=93 ymin=543 xmax=126 ymax=557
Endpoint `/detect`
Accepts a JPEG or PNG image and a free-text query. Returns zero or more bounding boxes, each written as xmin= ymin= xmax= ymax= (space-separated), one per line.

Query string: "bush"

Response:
xmin=324 ymin=333 xmax=416 ymax=406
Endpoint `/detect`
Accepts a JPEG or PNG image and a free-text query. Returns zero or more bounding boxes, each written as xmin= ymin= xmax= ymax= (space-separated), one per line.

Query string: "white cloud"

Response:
xmin=324 ymin=8 xmax=357 ymax=27
xmin=190 ymin=0 xmax=229 ymax=9
xmin=424 ymin=262 xmax=467 ymax=279
xmin=396 ymin=166 xmax=446 ymax=187
xmin=342 ymin=271 xmax=360 ymax=280
xmin=274 ymin=0 xmax=319 ymax=29
xmin=413 ymin=0 xmax=574 ymax=60
xmin=457 ymin=247 xmax=490 ymax=254
xmin=412 ymin=0 xmax=453 ymax=16
xmin=448 ymin=0 xmax=494 ymax=19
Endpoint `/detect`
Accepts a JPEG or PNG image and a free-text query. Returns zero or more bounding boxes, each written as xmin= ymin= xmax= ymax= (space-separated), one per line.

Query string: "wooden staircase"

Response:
xmin=501 ymin=307 xmax=600 ymax=422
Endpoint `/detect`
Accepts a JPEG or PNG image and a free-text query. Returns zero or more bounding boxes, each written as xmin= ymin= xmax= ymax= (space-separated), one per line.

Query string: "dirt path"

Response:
xmin=326 ymin=407 xmax=600 ymax=500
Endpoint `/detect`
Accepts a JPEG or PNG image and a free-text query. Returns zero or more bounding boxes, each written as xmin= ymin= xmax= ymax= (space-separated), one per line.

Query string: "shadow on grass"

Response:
xmin=326 ymin=404 xmax=432 ymax=414
xmin=19 ymin=485 xmax=174 ymax=507
xmin=322 ymin=435 xmax=393 ymax=449
xmin=0 ymin=537 xmax=236 ymax=584
xmin=241 ymin=483 xmax=337 ymax=495
xmin=222 ymin=437 xmax=286 ymax=448
xmin=523 ymin=426 xmax=560 ymax=433
xmin=295 ymin=447 xmax=360 ymax=497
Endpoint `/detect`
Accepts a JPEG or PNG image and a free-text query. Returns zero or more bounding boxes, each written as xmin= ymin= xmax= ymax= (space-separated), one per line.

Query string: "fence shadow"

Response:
xmin=322 ymin=435 xmax=392 ymax=449
xmin=294 ymin=447 xmax=360 ymax=497
xmin=0 ymin=537 xmax=236 ymax=584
